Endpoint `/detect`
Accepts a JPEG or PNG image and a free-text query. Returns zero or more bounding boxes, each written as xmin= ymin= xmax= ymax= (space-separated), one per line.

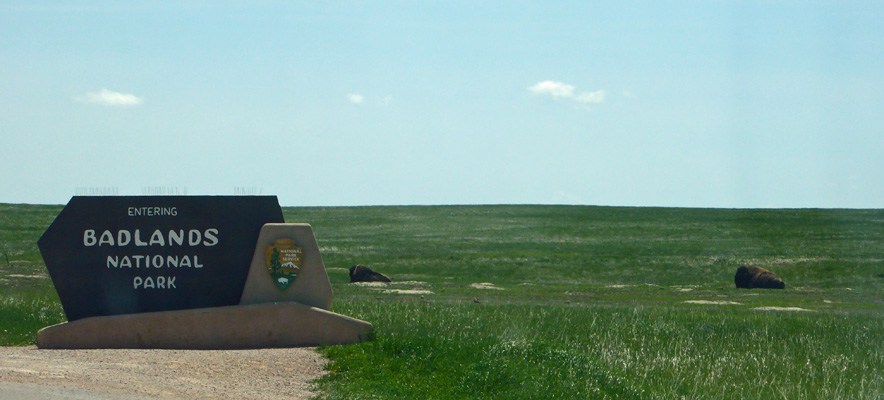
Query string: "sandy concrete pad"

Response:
xmin=0 ymin=346 xmax=326 ymax=399
xmin=38 ymin=302 xmax=373 ymax=349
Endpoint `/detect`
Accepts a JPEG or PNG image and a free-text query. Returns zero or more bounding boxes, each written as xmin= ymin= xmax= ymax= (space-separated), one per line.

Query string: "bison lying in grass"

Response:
xmin=735 ymin=265 xmax=785 ymax=289
xmin=349 ymin=264 xmax=391 ymax=283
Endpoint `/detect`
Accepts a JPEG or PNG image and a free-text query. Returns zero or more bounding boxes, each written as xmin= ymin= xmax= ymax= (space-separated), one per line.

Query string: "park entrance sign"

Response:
xmin=36 ymin=195 xmax=371 ymax=349
xmin=38 ymin=196 xmax=284 ymax=321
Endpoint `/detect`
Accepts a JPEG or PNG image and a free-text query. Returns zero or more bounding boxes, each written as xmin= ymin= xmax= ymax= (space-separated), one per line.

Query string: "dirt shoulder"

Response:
xmin=0 ymin=346 xmax=327 ymax=399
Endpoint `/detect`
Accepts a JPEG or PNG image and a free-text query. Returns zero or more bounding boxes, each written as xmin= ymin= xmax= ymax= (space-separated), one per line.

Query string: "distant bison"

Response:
xmin=734 ymin=265 xmax=785 ymax=289
xmin=349 ymin=264 xmax=391 ymax=283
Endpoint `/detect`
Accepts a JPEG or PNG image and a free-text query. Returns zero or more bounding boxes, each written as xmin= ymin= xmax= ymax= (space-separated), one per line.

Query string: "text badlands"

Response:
xmin=83 ymin=228 xmax=220 ymax=247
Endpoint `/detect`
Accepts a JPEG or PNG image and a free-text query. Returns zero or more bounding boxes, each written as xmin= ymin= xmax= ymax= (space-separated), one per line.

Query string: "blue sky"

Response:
xmin=2 ymin=1 xmax=882 ymax=207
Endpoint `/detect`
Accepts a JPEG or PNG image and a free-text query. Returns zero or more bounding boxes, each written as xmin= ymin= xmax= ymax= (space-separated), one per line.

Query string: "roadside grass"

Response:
xmin=1 ymin=203 xmax=883 ymax=398
xmin=0 ymin=287 xmax=65 ymax=346
xmin=0 ymin=203 xmax=66 ymax=346
xmin=323 ymin=299 xmax=883 ymax=399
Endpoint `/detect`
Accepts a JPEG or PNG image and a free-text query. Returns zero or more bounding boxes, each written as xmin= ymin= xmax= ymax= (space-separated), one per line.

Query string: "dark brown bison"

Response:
xmin=349 ymin=264 xmax=391 ymax=283
xmin=734 ymin=265 xmax=785 ymax=289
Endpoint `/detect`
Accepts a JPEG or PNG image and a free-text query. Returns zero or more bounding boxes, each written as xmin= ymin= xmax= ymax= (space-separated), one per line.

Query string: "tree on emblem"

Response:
xmin=269 ymin=247 xmax=281 ymax=269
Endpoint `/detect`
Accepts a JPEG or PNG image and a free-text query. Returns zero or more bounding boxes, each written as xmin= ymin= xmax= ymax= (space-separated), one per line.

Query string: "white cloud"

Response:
xmin=529 ymin=80 xmax=605 ymax=106
xmin=575 ymin=90 xmax=605 ymax=104
xmin=348 ymin=93 xmax=391 ymax=107
xmin=529 ymin=81 xmax=576 ymax=99
xmin=76 ymin=89 xmax=143 ymax=107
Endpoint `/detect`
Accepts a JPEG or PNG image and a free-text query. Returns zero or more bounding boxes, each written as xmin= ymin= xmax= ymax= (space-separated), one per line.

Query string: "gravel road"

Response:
xmin=0 ymin=346 xmax=327 ymax=399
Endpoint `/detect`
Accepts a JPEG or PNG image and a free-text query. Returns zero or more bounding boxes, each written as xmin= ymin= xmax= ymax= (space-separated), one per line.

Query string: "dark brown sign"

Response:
xmin=38 ymin=196 xmax=284 ymax=321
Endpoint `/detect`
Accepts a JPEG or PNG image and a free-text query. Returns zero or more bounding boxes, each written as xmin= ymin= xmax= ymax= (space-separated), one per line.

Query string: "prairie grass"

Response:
xmin=323 ymin=300 xmax=883 ymax=399
xmin=1 ymin=203 xmax=883 ymax=398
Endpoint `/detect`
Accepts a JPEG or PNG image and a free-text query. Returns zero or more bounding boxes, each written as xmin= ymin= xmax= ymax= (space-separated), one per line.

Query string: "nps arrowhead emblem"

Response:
xmin=266 ymin=238 xmax=302 ymax=290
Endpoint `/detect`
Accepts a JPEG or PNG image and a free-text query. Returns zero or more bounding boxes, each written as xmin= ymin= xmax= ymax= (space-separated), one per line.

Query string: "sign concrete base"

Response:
xmin=37 ymin=302 xmax=372 ymax=349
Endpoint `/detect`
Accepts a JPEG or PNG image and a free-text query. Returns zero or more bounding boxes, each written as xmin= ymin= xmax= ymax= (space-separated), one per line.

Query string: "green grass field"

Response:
xmin=2 ymin=203 xmax=883 ymax=399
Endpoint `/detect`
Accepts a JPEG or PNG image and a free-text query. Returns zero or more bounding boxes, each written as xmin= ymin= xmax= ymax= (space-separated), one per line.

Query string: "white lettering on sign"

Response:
xmin=134 ymin=230 xmax=148 ymax=246
xmin=204 ymin=229 xmax=219 ymax=246
xmin=86 ymin=226 xmax=217 ymax=292
xmin=127 ymin=207 xmax=178 ymax=217
xmin=84 ymin=230 xmax=96 ymax=246
xmin=83 ymin=229 xmax=220 ymax=247
xmin=98 ymin=231 xmax=113 ymax=246
xmin=133 ymin=276 xmax=177 ymax=289
xmin=118 ymin=230 xmax=131 ymax=246
xmin=107 ymin=255 xmax=204 ymax=269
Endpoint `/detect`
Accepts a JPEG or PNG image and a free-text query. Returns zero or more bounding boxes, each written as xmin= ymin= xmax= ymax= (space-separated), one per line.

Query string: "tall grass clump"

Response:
xmin=0 ymin=292 xmax=65 ymax=346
